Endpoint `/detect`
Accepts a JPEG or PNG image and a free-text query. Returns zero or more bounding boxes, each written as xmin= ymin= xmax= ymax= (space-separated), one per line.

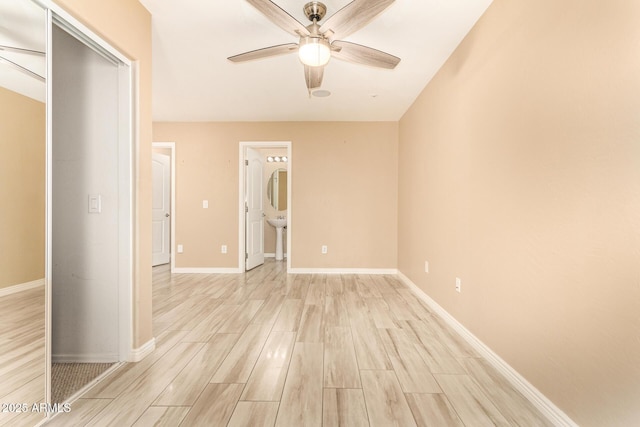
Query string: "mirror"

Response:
xmin=0 ymin=0 xmax=47 ymax=424
xmin=267 ymin=168 xmax=287 ymax=211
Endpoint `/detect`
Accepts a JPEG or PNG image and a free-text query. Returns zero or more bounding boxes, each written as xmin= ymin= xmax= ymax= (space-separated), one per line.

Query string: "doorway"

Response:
xmin=48 ymin=15 xmax=133 ymax=403
xmin=152 ymin=142 xmax=175 ymax=270
xmin=239 ymin=142 xmax=292 ymax=272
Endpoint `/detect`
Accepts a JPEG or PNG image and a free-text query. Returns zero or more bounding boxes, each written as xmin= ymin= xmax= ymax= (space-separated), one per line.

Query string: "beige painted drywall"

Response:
xmin=0 ymin=87 xmax=45 ymax=288
xmin=153 ymin=122 xmax=398 ymax=270
xmin=398 ymin=0 xmax=640 ymax=425
xmin=55 ymin=0 xmax=152 ymax=348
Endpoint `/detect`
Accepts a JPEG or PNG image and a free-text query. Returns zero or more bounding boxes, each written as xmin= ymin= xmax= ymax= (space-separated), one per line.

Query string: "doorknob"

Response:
xmin=165 ymin=213 xmax=170 ymax=217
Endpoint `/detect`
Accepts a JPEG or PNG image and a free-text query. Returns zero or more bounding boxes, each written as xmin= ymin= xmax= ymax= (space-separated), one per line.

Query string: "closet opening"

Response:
xmin=47 ymin=11 xmax=134 ymax=404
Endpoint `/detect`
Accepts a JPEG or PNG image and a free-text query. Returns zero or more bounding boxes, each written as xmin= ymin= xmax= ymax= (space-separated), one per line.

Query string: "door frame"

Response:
xmin=152 ymin=142 xmax=176 ymax=273
xmin=238 ymin=141 xmax=292 ymax=272
xmin=43 ymin=1 xmax=136 ymax=404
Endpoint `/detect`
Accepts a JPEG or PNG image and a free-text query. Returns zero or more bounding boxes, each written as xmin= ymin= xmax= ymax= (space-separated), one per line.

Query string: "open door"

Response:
xmin=245 ymin=147 xmax=264 ymax=270
xmin=152 ymin=152 xmax=171 ymax=266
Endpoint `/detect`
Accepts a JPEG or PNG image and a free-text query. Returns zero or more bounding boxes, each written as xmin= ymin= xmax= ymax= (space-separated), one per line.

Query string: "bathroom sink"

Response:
xmin=267 ymin=218 xmax=287 ymax=228
xmin=267 ymin=218 xmax=286 ymax=261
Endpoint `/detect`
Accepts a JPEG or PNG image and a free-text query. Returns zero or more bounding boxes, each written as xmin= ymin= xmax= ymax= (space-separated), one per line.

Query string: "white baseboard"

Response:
xmin=396 ymin=271 xmax=578 ymax=427
xmin=289 ymin=268 xmax=398 ymax=275
xmin=0 ymin=278 xmax=44 ymax=297
xmin=265 ymin=253 xmax=287 ymax=258
xmin=172 ymin=267 xmax=242 ymax=274
xmin=52 ymin=341 xmax=155 ymax=364
xmin=130 ymin=337 xmax=156 ymax=362
xmin=52 ymin=353 xmax=119 ymax=363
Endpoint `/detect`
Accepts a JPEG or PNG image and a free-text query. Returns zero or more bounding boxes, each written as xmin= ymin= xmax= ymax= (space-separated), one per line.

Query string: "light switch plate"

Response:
xmin=203 ymin=200 xmax=209 ymax=209
xmin=88 ymin=194 xmax=101 ymax=213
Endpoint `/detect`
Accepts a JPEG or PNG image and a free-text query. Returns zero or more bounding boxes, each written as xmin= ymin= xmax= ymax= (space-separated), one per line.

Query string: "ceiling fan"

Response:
xmin=228 ymin=0 xmax=400 ymax=93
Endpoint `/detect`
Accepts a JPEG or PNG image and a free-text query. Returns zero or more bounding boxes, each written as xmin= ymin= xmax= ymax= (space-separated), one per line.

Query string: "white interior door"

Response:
xmin=152 ymin=152 xmax=171 ymax=266
xmin=245 ymin=148 xmax=264 ymax=270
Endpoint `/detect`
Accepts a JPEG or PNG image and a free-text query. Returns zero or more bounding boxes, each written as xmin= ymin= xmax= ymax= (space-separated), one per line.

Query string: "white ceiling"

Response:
xmin=141 ymin=0 xmax=493 ymax=122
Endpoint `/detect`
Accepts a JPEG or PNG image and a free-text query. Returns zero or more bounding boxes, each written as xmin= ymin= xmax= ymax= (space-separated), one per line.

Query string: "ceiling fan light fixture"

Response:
xmin=298 ymin=37 xmax=330 ymax=67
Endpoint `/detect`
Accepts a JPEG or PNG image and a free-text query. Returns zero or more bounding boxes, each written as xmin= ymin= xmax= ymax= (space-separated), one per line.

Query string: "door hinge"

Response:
xmin=245 ymin=205 xmax=248 ymax=213
xmin=245 ymin=253 xmax=248 ymax=260
xmin=245 ymin=160 xmax=249 ymax=166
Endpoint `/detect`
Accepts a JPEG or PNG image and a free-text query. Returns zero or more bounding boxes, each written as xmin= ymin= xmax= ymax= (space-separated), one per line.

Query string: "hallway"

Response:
xmin=46 ymin=259 xmax=551 ymax=426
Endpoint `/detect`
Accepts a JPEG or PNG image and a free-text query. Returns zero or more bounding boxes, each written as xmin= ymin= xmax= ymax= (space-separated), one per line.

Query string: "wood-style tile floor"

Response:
xmin=0 ymin=287 xmax=46 ymax=427
xmin=45 ymin=259 xmax=552 ymax=426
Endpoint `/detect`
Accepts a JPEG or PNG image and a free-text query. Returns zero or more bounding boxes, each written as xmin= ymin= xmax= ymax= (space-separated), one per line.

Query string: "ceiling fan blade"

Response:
xmin=246 ymin=0 xmax=310 ymax=37
xmin=228 ymin=43 xmax=298 ymax=63
xmin=319 ymin=0 xmax=395 ymax=40
xmin=304 ymin=65 xmax=324 ymax=91
xmin=331 ymin=40 xmax=400 ymax=69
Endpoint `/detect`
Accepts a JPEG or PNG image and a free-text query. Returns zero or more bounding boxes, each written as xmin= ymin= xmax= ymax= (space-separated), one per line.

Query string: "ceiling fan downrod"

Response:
xmin=303 ymin=1 xmax=327 ymax=22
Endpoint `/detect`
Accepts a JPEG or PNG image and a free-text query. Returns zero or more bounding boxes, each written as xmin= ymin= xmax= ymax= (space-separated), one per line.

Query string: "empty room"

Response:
xmin=1 ymin=0 xmax=638 ymax=426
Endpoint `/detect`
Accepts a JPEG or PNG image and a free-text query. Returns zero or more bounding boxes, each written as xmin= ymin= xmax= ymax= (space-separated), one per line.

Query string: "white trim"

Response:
xmin=239 ymin=141 xmax=292 ymax=273
xmin=396 ymin=271 xmax=578 ymax=427
xmin=52 ymin=353 xmax=119 ymax=363
xmin=173 ymin=267 xmax=242 ymax=274
xmin=0 ymin=279 xmax=44 ymax=297
xmin=34 ymin=1 xmax=131 ymax=66
xmin=129 ymin=337 xmax=156 ymax=362
xmin=152 ymin=142 xmax=176 ymax=274
xmin=44 ymin=6 xmax=53 ymax=408
xmin=117 ymin=53 xmax=134 ymax=365
xmin=289 ymin=268 xmax=398 ymax=275
xmin=265 ymin=253 xmax=287 ymax=258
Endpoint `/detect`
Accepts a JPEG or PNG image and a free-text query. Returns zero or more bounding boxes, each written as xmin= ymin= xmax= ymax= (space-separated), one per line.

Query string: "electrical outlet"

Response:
xmin=221 ymin=245 xmax=227 ymax=254
xmin=456 ymin=277 xmax=461 ymax=293
xmin=177 ymin=244 xmax=184 ymax=253
xmin=425 ymin=261 xmax=429 ymax=273
xmin=321 ymin=245 xmax=328 ymax=254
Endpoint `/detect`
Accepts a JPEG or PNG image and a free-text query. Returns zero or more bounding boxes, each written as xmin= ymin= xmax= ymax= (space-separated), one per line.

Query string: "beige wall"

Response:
xmin=0 ymin=87 xmax=45 ymax=288
xmin=398 ymin=0 xmax=640 ymax=425
xmin=153 ymin=122 xmax=398 ymax=270
xmin=55 ymin=0 xmax=153 ymax=347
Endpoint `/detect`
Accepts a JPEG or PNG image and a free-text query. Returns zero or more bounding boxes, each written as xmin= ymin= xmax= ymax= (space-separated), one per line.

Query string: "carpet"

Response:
xmin=51 ymin=362 xmax=114 ymax=403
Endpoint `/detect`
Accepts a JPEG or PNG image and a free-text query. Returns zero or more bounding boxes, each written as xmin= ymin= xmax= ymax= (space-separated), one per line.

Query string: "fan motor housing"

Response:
xmin=303 ymin=1 xmax=327 ymax=22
